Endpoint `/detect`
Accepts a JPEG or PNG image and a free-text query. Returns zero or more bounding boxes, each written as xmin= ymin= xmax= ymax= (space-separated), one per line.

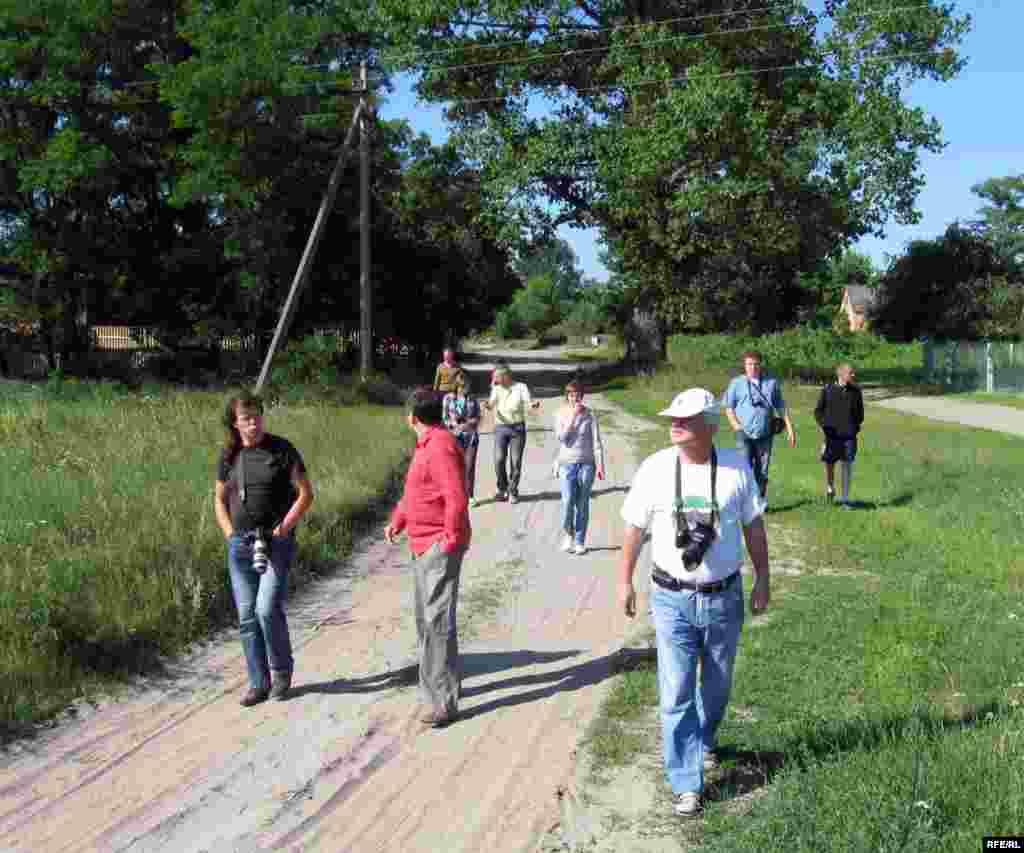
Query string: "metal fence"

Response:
xmin=924 ymin=340 xmax=1024 ymax=393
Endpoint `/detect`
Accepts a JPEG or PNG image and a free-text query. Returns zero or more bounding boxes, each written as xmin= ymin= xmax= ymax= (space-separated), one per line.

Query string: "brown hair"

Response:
xmin=740 ymin=350 xmax=763 ymax=363
xmin=565 ymin=380 xmax=584 ymax=398
xmin=222 ymin=390 xmax=264 ymax=466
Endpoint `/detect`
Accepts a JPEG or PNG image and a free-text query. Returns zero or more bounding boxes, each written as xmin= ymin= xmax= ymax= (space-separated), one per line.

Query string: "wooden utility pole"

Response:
xmin=359 ymin=62 xmax=373 ymax=382
xmin=255 ymin=101 xmax=365 ymax=392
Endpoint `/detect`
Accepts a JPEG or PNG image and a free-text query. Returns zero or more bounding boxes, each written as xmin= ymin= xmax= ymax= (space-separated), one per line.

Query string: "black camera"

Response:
xmin=252 ymin=529 xmax=271 ymax=574
xmin=675 ymin=520 xmax=717 ymax=572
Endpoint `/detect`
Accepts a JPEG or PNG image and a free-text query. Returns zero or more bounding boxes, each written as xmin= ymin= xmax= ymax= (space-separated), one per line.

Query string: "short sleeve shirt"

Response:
xmin=217 ymin=434 xmax=306 ymax=531
xmin=620 ymin=446 xmax=764 ymax=583
xmin=723 ymin=374 xmax=786 ymax=439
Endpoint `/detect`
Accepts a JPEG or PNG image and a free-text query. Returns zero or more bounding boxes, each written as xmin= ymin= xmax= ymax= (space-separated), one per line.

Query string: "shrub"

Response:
xmin=495 ymin=305 xmax=528 ymax=339
xmin=269 ymin=335 xmax=343 ymax=388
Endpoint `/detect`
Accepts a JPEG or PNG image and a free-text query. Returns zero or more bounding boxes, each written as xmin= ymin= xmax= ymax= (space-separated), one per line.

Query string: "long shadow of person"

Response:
xmin=456 ymin=651 xmax=619 ymax=721
xmin=289 ymin=649 xmax=584 ymax=699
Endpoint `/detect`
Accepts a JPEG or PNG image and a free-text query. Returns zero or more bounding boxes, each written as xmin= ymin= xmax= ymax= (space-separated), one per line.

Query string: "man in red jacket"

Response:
xmin=385 ymin=387 xmax=471 ymax=727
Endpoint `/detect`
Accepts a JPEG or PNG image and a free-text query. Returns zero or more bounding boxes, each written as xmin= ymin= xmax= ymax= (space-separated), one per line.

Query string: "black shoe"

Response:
xmin=270 ymin=672 xmax=292 ymax=701
xmin=240 ymin=687 xmax=270 ymax=707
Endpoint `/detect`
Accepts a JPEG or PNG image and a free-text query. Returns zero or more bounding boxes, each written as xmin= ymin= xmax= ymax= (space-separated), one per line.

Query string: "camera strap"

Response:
xmin=237 ymin=448 xmax=261 ymax=533
xmin=747 ymin=379 xmax=780 ymax=418
xmin=674 ymin=446 xmax=718 ymax=534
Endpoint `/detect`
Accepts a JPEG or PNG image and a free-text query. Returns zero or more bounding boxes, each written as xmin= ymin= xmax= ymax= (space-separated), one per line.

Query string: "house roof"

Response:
xmin=845 ymin=285 xmax=878 ymax=311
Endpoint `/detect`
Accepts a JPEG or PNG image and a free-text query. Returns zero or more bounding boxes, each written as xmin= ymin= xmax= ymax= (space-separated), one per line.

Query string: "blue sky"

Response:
xmin=377 ymin=0 xmax=1023 ymax=280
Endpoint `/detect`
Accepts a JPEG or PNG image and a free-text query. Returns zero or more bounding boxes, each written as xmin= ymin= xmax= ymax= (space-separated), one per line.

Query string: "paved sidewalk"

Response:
xmin=874 ymin=396 xmax=1024 ymax=437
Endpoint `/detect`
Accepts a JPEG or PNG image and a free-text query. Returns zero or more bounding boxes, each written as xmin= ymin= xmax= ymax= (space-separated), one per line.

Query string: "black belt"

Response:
xmin=651 ymin=567 xmax=739 ymax=594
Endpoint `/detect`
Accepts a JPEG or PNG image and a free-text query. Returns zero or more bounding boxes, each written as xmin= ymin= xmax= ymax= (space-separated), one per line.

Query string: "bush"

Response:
xmin=269 ymin=335 xmax=343 ymax=388
xmin=495 ymin=305 xmax=528 ymax=339
xmin=667 ymin=327 xmax=923 ymax=382
xmin=561 ymin=300 xmax=604 ymax=338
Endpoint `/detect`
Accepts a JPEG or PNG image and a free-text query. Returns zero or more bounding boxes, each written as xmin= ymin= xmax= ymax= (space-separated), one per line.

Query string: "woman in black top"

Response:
xmin=215 ymin=391 xmax=314 ymax=706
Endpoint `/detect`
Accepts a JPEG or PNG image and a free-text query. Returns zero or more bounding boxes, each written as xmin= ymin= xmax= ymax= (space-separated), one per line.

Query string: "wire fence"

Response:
xmin=924 ymin=340 xmax=1024 ymax=394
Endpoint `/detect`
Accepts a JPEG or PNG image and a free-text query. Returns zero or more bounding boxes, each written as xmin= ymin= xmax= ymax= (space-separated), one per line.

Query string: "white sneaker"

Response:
xmin=572 ymin=543 xmax=586 ymax=556
xmin=674 ymin=792 xmax=702 ymax=818
xmin=561 ymin=534 xmax=574 ymax=552
xmin=703 ymin=749 xmax=720 ymax=772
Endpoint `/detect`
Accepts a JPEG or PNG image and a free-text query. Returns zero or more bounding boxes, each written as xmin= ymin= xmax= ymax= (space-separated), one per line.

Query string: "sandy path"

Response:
xmin=0 ymin=355 xmax=654 ymax=853
xmin=874 ymin=395 xmax=1024 ymax=436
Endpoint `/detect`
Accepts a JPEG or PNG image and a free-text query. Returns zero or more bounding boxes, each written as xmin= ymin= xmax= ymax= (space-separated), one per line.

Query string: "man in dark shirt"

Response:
xmin=814 ymin=363 xmax=865 ymax=507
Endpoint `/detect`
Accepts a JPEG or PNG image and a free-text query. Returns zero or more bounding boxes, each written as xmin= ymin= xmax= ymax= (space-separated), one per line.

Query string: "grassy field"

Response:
xmin=0 ymin=378 xmax=413 ymax=735
xmin=588 ymin=334 xmax=1024 ymax=851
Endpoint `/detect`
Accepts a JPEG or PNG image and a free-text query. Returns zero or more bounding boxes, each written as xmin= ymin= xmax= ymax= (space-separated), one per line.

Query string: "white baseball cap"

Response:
xmin=658 ymin=388 xmax=720 ymax=418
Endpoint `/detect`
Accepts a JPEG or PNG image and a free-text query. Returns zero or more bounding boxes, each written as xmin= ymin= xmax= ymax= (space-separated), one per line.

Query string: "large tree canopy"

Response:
xmin=0 ymin=0 xmax=517 ymax=366
xmin=377 ymin=0 xmax=969 ymax=335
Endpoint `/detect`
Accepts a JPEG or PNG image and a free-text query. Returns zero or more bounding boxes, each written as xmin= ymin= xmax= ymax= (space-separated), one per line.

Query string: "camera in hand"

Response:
xmin=676 ymin=520 xmax=717 ymax=572
xmin=252 ymin=529 xmax=270 ymax=574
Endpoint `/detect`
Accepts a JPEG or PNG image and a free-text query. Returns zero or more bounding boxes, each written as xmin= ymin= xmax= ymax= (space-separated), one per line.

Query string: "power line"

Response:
xmin=416 ymin=4 xmax=929 ymax=77
xmin=438 ymin=48 xmax=945 ymax=108
xmin=383 ymin=0 xmax=926 ymax=66
xmin=385 ymin=1 xmax=805 ymax=65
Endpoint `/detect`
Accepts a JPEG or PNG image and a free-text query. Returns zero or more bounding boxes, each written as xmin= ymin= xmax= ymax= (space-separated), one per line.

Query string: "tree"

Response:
xmin=970 ymin=174 xmax=1024 ymax=274
xmin=0 ymin=0 xmax=520 ymax=371
xmin=513 ymin=237 xmax=584 ymax=302
xmin=870 ymin=224 xmax=1007 ymax=341
xmin=378 ymin=0 xmax=969 ymax=349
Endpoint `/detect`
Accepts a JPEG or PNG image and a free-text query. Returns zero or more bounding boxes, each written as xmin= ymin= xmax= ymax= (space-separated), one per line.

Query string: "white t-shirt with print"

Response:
xmin=620 ymin=445 xmax=764 ymax=583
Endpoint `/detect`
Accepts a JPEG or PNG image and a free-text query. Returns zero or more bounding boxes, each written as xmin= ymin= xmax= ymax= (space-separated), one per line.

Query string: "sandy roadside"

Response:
xmin=0 ymin=356 xmax=658 ymax=853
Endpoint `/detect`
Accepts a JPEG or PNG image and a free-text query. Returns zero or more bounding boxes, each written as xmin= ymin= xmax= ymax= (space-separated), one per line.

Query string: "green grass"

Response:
xmin=0 ymin=378 xmax=413 ymax=734
xmin=591 ymin=334 xmax=1024 ymax=851
xmin=585 ymin=661 xmax=659 ymax=776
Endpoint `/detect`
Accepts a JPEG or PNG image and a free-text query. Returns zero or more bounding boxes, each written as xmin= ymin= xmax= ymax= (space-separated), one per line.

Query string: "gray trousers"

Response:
xmin=413 ymin=542 xmax=465 ymax=715
xmin=493 ymin=422 xmax=526 ymax=496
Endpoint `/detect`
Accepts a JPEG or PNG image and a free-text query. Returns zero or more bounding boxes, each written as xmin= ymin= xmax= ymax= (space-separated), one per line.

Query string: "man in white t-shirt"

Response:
xmin=482 ymin=365 xmax=540 ymax=503
xmin=618 ymin=388 xmax=771 ymax=818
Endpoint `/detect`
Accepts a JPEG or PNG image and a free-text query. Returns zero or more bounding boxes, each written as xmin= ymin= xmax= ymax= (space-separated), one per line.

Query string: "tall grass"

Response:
xmin=0 ymin=378 xmax=412 ymax=732
xmin=599 ymin=335 xmax=1024 ymax=850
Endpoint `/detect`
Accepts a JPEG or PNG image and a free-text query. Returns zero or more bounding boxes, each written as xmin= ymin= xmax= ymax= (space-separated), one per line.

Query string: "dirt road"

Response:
xmin=0 ymin=351 xmax=655 ymax=853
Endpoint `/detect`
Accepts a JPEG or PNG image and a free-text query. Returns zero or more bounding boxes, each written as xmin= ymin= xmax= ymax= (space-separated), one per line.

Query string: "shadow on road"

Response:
xmin=289 ymin=649 xmax=585 ymax=699
xmin=457 ymin=652 xmax=619 ymax=720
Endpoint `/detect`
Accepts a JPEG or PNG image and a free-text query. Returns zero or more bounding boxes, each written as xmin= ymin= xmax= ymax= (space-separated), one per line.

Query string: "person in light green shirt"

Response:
xmin=482 ymin=365 xmax=540 ymax=503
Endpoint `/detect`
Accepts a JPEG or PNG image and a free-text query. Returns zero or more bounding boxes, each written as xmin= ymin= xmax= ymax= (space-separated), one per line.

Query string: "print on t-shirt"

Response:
xmin=675 ymin=495 xmax=718 ymax=537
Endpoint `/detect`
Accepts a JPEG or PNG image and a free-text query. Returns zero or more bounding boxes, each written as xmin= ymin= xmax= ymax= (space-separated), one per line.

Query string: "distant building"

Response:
xmin=839 ymin=285 xmax=878 ymax=332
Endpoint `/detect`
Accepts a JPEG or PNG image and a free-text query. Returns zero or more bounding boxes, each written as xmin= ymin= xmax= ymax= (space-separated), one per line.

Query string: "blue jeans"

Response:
xmin=227 ymin=533 xmax=296 ymax=690
xmin=559 ymin=462 xmax=596 ymax=545
xmin=650 ymin=576 xmax=745 ymax=794
xmin=736 ymin=431 xmax=774 ymax=498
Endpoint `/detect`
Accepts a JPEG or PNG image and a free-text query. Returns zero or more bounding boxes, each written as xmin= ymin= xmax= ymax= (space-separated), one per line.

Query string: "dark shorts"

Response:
xmin=820 ymin=435 xmax=857 ymax=464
